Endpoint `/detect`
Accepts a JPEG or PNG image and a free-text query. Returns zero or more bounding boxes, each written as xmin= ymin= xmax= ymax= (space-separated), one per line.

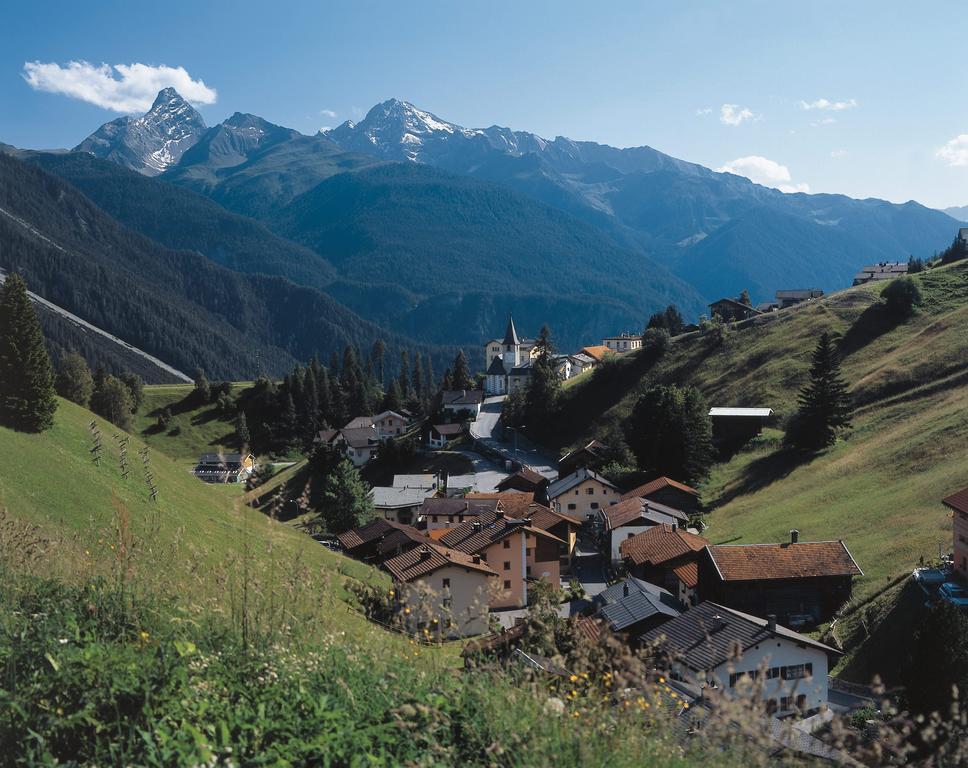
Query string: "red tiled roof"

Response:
xmin=383 ymin=543 xmax=498 ymax=582
xmin=619 ymin=523 xmax=709 ymax=566
xmin=621 ymin=476 xmax=700 ymax=501
xmin=580 ymin=345 xmax=610 ymax=362
xmin=336 ymin=518 xmax=394 ymax=550
xmin=706 ymin=541 xmax=863 ymax=582
xmin=465 ymin=492 xmax=535 ymax=519
xmin=943 ymin=486 xmax=968 ymax=516
xmin=526 ymin=504 xmax=583 ymax=529
xmin=501 ymin=467 xmax=546 ymax=486
xmin=672 ymin=561 xmax=699 ymax=589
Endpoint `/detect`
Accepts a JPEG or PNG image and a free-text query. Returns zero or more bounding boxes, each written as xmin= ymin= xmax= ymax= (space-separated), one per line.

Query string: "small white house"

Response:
xmin=639 ymin=602 xmax=840 ymax=715
xmin=603 ymin=333 xmax=642 ymax=353
xmin=440 ymin=390 xmax=484 ymax=419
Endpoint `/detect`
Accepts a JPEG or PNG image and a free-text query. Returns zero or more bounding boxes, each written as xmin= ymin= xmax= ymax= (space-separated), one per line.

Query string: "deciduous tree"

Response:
xmin=55 ymin=351 xmax=94 ymax=407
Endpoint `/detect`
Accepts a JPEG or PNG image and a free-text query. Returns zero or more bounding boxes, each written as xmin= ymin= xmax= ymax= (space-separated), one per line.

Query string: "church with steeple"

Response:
xmin=483 ymin=314 xmax=538 ymax=395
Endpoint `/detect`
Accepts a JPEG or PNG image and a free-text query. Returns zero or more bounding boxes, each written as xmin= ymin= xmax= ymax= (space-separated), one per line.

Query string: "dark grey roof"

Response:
xmin=638 ymin=602 xmax=840 ymax=673
xmin=502 ymin=313 xmax=520 ymax=346
xmin=441 ymin=389 xmax=484 ymax=406
xmin=775 ymin=289 xmax=824 ymax=299
xmin=486 ymin=356 xmax=507 ymax=376
xmin=594 ymin=577 xmax=682 ymax=632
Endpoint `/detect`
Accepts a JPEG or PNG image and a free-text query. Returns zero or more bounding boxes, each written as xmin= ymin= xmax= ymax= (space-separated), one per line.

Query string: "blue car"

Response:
xmin=939 ymin=582 xmax=968 ymax=609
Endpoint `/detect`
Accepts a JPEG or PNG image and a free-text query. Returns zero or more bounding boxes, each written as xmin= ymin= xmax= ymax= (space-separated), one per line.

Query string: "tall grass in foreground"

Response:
xmin=1 ymin=496 xmax=965 ymax=766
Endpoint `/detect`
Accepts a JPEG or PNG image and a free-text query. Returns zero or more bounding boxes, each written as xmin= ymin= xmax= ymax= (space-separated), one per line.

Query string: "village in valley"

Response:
xmin=175 ymin=245 xmax=967 ymax=762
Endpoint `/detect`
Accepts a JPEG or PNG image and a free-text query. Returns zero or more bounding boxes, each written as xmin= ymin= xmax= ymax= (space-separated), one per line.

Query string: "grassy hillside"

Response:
xmin=558 ymin=261 xmax=968 ymax=603
xmin=0 ymin=398 xmax=731 ymax=767
xmin=0 ymin=396 xmax=391 ymax=643
xmin=133 ymin=383 xmax=244 ymax=465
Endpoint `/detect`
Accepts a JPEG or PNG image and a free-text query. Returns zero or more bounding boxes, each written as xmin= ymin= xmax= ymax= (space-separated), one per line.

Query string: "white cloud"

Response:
xmin=830 ymin=149 xmax=848 ymax=158
xmin=320 ymin=108 xmax=337 ymax=118
xmin=695 ymin=107 xmax=712 ymax=116
xmin=716 ymin=155 xmax=809 ymax=193
xmin=810 ymin=117 xmax=837 ymax=126
xmin=937 ymin=134 xmax=968 ymax=166
xmin=720 ymin=103 xmax=755 ymax=126
xmin=799 ymin=98 xmax=857 ymax=111
xmin=22 ymin=60 xmax=216 ymax=112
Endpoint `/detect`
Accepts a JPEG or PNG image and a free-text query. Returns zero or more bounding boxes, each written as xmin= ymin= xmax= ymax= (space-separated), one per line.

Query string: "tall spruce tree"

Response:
xmin=786 ymin=332 xmax=852 ymax=451
xmin=399 ymin=350 xmax=411 ymax=399
xmin=372 ymin=339 xmax=386 ymax=386
xmin=55 ymin=350 xmax=94 ymax=407
xmin=424 ymin=354 xmax=436 ymax=396
xmin=0 ymin=273 xmax=57 ymax=432
xmin=314 ymin=458 xmax=374 ymax=533
xmin=522 ymin=325 xmax=561 ymax=442
xmin=624 ymin=384 xmax=713 ymax=485
xmin=412 ymin=351 xmax=425 ymax=402
xmin=452 ymin=349 xmax=471 ymax=390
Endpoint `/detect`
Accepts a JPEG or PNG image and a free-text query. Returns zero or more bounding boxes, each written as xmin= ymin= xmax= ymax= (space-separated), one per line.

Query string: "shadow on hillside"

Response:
xmin=836 ymin=580 xmax=924 ymax=687
xmin=208 ymin=432 xmax=239 ymax=450
xmin=246 ymin=463 xmax=319 ymax=522
xmin=191 ymin=407 xmax=225 ymax=426
xmin=710 ymin=446 xmax=814 ymax=509
xmin=839 ymin=302 xmax=901 ymax=358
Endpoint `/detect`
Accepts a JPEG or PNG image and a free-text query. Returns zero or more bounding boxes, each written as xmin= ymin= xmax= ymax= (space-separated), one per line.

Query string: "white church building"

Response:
xmin=483 ymin=315 xmax=538 ymax=396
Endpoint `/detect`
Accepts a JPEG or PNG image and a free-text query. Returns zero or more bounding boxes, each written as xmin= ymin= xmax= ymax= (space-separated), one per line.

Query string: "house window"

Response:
xmin=781 ymin=663 xmax=812 ymax=680
xmin=526 ymin=548 xmax=532 ymax=558
xmin=503 ymin=540 xmax=510 ymax=549
xmin=432 ymin=516 xmax=438 ymax=523
xmin=526 ymin=566 xmax=532 ymax=576
xmin=729 ymin=670 xmax=759 ymax=687
xmin=627 ymin=532 xmax=635 ymax=539
xmin=567 ymin=503 xmax=577 ymax=511
xmin=587 ymin=488 xmax=594 ymax=495
xmin=442 ymin=578 xmax=450 ymax=589
xmin=590 ymin=502 xmax=599 ymax=510
xmin=503 ymin=561 xmax=511 ymax=570
xmin=448 ymin=515 xmax=454 ymax=523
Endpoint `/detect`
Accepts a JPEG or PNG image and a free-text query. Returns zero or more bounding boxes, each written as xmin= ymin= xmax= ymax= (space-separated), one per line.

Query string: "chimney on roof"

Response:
xmin=767 ymin=614 xmax=777 ymax=632
xmin=419 ymin=545 xmax=432 ymax=560
xmin=623 ymin=582 xmax=630 ymax=597
xmin=790 ymin=529 xmax=799 ymax=544
xmin=472 ymin=554 xmax=481 ymax=564
xmin=495 ymin=510 xmax=504 ymax=521
xmin=472 ymin=521 xmax=483 ymax=532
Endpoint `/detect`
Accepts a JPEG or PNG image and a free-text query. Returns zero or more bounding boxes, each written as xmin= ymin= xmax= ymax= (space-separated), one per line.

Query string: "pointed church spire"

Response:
xmin=502 ymin=313 xmax=520 ymax=346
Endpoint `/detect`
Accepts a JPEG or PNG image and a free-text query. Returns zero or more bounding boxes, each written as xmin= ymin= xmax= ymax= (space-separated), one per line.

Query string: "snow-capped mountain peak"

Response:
xmin=75 ymin=88 xmax=208 ymax=176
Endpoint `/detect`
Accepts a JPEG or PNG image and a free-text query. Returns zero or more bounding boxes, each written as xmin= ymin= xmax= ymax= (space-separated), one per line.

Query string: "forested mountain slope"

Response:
xmin=0 ymin=153 xmax=448 ymax=379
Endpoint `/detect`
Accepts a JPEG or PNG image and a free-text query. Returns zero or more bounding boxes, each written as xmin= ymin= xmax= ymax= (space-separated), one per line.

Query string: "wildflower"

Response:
xmin=658 ymin=676 xmax=665 ymax=684
xmin=569 ymin=674 xmax=579 ymax=682
xmin=682 ymin=702 xmax=689 ymax=709
xmin=58 ymin=638 xmax=68 ymax=645
xmin=139 ymin=631 xmax=150 ymax=642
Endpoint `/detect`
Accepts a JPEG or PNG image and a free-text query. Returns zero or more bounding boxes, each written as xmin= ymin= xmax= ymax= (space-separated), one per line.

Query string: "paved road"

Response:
xmin=571 ymin=533 xmax=608 ymax=598
xmin=454 ymin=448 xmax=509 ymax=493
xmin=0 ymin=213 xmax=193 ymax=384
xmin=469 ymin=395 xmax=558 ymax=479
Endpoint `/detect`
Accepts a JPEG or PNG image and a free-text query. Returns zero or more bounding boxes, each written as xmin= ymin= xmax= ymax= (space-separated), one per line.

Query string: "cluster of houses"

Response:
xmin=333 ymin=422 xmax=870 ymax=721
xmin=708 ymin=289 xmax=825 ymax=323
xmin=483 ymin=315 xmax=640 ymax=396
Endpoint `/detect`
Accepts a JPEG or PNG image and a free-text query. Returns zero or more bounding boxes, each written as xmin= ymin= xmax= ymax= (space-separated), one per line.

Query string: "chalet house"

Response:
xmin=371 ymin=485 xmax=436 ymax=525
xmin=558 ymin=439 xmax=609 ymax=477
xmin=852 ymin=261 xmax=909 ymax=286
xmin=315 ymin=426 xmax=380 ymax=467
xmin=638 ymin=601 xmax=841 ymax=715
xmin=337 ymin=518 xmax=431 ymax=562
xmin=579 ymin=345 xmax=611 ymax=365
xmin=440 ymin=389 xmax=484 ymax=419
xmin=603 ymin=332 xmax=642 ymax=353
xmin=547 ymin=467 xmax=620 ymax=521
xmin=569 ymin=352 xmax=596 ymax=375
xmin=621 ymin=476 xmax=701 ymax=515
xmin=552 ymin=354 xmax=592 ymax=381
xmin=699 ymin=533 xmax=863 ymax=626
xmin=383 ymin=543 xmax=498 ymax=637
xmin=601 ymin=497 xmax=690 ymax=565
xmin=942 ymin=485 xmax=968 ymax=578
xmin=420 ymin=497 xmax=501 ymax=530
xmin=496 ymin=467 xmax=550 ymax=499
xmin=620 ymin=523 xmax=709 ymax=607
xmin=193 ymin=452 xmax=255 ymax=484
xmin=437 ymin=510 xmax=564 ymax=609
xmin=708 ymin=297 xmax=762 ymax=323
xmin=427 ymin=422 xmax=465 ymax=449
xmin=342 ymin=410 xmax=410 ymax=440
xmin=775 ymin=289 xmax=824 ymax=309
xmin=592 ymin=577 xmax=682 ymax=642
xmin=708 ymin=407 xmax=774 ymax=446
xmin=466 ymin=492 xmax=581 ymax=568
xmin=484 ymin=314 xmax=538 ymax=396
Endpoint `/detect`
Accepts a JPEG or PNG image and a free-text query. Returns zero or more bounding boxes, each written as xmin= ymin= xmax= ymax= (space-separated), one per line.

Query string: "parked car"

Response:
xmin=939 ymin=582 xmax=968 ymax=609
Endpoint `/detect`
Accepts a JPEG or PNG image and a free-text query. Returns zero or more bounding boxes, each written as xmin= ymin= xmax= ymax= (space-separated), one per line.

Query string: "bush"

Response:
xmin=641 ymin=328 xmax=670 ymax=356
xmin=881 ymin=277 xmax=922 ymax=318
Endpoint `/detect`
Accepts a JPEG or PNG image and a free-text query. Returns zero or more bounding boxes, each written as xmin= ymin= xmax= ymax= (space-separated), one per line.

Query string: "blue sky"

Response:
xmin=3 ymin=0 xmax=967 ymax=208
